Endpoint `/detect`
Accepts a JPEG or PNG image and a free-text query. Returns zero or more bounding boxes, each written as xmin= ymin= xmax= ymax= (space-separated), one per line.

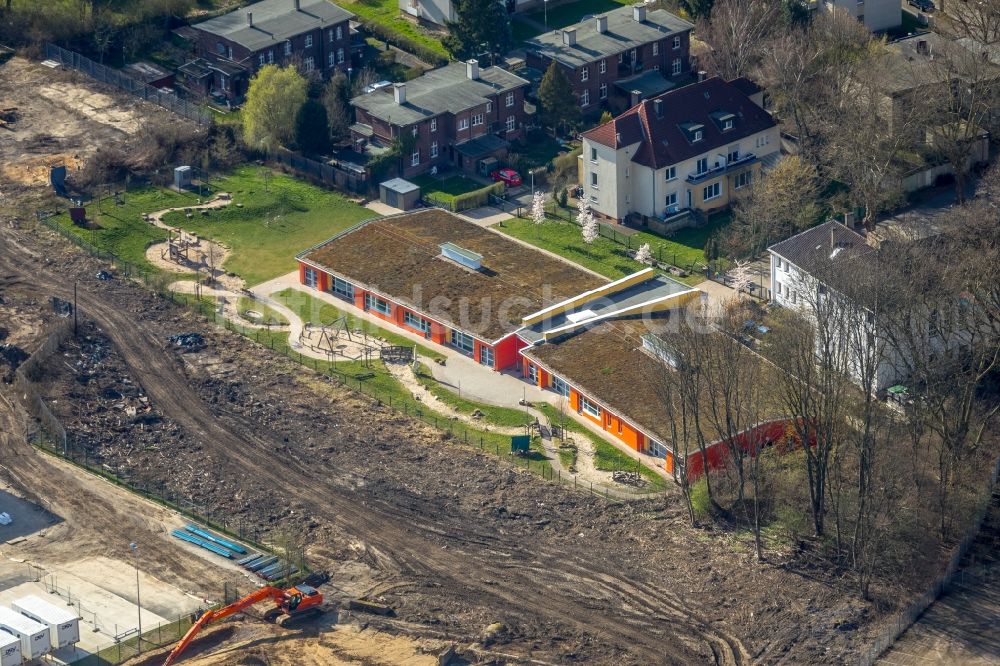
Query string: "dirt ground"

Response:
xmin=0 ymin=210 xmax=912 ymax=666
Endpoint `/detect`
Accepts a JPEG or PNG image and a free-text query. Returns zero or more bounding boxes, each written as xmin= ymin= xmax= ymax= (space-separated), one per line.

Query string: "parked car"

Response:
xmin=908 ymin=0 xmax=934 ymax=12
xmin=491 ymin=168 xmax=523 ymax=188
xmin=363 ymin=80 xmax=392 ymax=94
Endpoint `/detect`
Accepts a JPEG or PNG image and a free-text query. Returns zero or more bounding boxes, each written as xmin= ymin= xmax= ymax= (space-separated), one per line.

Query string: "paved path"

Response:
xmin=878 ymin=492 xmax=1000 ymax=666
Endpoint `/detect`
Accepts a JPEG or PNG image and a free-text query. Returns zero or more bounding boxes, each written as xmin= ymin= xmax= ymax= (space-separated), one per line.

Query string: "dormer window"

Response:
xmin=680 ymin=122 xmax=704 ymax=144
xmin=711 ymin=111 xmax=736 ymax=132
xmin=693 ymin=130 xmax=703 ymax=142
xmin=723 ymin=119 xmax=733 ymax=130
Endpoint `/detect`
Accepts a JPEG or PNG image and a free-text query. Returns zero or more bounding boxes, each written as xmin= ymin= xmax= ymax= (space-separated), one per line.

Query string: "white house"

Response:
xmin=820 ymin=0 xmax=901 ymax=33
xmin=579 ymin=76 xmax=780 ymax=223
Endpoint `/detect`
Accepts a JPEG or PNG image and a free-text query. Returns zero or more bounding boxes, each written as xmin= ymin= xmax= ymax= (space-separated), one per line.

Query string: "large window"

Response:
xmin=696 ymin=157 xmax=708 ymax=174
xmin=665 ymin=192 xmax=678 ymax=209
xmin=526 ymin=363 xmax=538 ymax=383
xmin=581 ymin=89 xmax=590 ymax=107
xmin=506 ymin=115 xmax=515 ymax=132
xmin=599 ymin=83 xmax=607 ymax=100
xmin=304 ymin=56 xmax=314 ymax=72
xmin=458 ymin=118 xmax=469 ymax=130
xmin=581 ymin=67 xmax=589 ymax=82
xmin=671 ymin=58 xmax=682 ymax=75
xmin=479 ymin=345 xmax=494 ymax=367
xmin=703 ymin=182 xmax=721 ymax=201
xmin=580 ymin=396 xmax=601 ymax=418
xmin=451 ymin=330 xmax=475 ymax=355
xmin=404 ymin=311 xmax=431 ymax=335
xmin=734 ymin=170 xmax=752 ymax=190
xmin=648 ymin=439 xmax=669 ymax=459
xmin=506 ymin=92 xmax=514 ymax=107
xmin=472 ymin=113 xmax=484 ymax=126
xmin=551 ymin=375 xmax=570 ymax=397
xmin=332 ymin=277 xmax=354 ymax=300
xmin=303 ymin=267 xmax=317 ymax=288
xmin=365 ymin=293 xmax=391 ymax=316
xmin=665 ymin=166 xmax=676 ymax=181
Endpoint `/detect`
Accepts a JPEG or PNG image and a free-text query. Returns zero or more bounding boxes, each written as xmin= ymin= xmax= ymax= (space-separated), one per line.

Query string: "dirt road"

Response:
xmin=0 ymin=222 xmax=883 ymax=664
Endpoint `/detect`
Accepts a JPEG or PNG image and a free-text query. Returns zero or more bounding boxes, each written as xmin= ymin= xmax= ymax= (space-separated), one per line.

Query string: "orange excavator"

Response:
xmin=162 ymin=584 xmax=327 ymax=665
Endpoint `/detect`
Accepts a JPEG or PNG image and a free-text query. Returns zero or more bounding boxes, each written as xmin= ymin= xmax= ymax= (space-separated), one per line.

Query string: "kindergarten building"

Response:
xmin=296 ymin=209 xmax=787 ymax=479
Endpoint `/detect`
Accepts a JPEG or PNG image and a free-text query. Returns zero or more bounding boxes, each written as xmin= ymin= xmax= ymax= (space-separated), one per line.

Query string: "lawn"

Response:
xmin=236 ymin=296 xmax=288 ymax=326
xmin=510 ymin=130 xmax=570 ymax=170
xmin=269 ymin=288 xmax=447 ymax=361
xmin=537 ymin=403 xmax=667 ymax=492
xmin=159 ymin=166 xmax=373 ymax=285
xmin=411 ymin=174 xmax=485 ymax=204
xmin=413 ymin=363 xmax=535 ymax=428
xmin=345 ymin=0 xmax=450 ymax=60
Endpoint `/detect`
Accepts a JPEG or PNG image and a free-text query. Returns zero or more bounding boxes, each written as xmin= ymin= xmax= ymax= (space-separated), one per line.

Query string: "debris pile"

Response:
xmin=0 ymin=343 xmax=29 ymax=377
xmin=167 ymin=332 xmax=205 ymax=351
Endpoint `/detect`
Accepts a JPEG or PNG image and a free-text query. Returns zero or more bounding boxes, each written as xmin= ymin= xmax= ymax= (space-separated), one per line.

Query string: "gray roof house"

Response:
xmin=193 ymin=0 xmax=354 ymax=52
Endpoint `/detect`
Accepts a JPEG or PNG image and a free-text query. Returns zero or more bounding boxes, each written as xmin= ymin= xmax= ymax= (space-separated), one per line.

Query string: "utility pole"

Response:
xmin=73 ymin=282 xmax=78 ymax=336
xmin=129 ymin=542 xmax=142 ymax=653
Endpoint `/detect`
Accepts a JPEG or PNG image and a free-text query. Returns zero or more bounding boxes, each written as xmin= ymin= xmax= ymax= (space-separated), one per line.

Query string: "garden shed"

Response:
xmin=380 ymin=178 xmax=420 ymax=211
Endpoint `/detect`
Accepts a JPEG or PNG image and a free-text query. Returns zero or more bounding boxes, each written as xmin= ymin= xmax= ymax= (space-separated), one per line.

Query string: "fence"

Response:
xmin=510 ymin=200 xmax=708 ymax=276
xmin=13 ymin=320 xmax=72 ymax=453
xmin=43 ymin=43 xmax=213 ymax=126
xmin=857 ymin=454 xmax=1000 ymax=665
xmin=268 ymin=149 xmax=367 ymax=194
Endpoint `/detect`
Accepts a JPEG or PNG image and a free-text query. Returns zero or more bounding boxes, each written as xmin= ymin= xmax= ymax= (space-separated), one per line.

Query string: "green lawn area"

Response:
xmin=413 ymin=363 xmax=535 ymax=428
xmin=411 ymin=174 xmax=485 ymax=204
xmin=345 ymin=0 xmax=450 ymax=60
xmin=236 ymin=296 xmax=288 ymax=326
xmin=269 ymin=288 xmax=447 ymax=361
xmin=160 ymin=166 xmax=373 ymax=286
xmin=537 ymin=403 xmax=667 ymax=492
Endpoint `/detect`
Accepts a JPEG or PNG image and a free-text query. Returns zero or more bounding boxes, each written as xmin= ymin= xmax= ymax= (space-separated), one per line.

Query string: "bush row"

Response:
xmin=357 ymin=18 xmax=449 ymax=68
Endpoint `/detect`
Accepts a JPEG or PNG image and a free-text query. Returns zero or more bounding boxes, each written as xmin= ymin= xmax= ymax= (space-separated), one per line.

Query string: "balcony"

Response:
xmin=685 ymin=152 xmax=758 ymax=184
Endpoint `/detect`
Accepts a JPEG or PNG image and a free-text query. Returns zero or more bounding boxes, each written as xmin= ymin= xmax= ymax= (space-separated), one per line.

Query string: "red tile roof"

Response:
xmin=582 ymin=77 xmax=776 ymax=169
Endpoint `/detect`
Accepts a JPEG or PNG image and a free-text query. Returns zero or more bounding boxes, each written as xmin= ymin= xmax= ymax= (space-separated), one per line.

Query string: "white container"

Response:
xmin=0 ymin=606 xmax=49 ymax=659
xmin=0 ymin=630 xmax=21 ymax=666
xmin=11 ymin=595 xmax=80 ymax=649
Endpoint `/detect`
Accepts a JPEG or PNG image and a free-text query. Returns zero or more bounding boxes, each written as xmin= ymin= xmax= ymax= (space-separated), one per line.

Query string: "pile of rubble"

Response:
xmin=167 ymin=332 xmax=205 ymax=352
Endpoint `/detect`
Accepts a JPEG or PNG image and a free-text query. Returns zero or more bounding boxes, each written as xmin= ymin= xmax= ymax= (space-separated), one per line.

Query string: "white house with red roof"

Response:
xmin=579 ymin=76 xmax=779 ymax=223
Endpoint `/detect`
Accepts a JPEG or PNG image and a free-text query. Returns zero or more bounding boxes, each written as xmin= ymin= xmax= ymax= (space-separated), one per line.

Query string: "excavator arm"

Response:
xmin=163 ymin=587 xmax=286 ymax=666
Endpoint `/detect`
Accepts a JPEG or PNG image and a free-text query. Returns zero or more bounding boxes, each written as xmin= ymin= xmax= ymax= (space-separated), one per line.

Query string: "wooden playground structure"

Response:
xmin=298 ymin=316 xmax=415 ymax=365
xmin=162 ymin=227 xmax=199 ymax=264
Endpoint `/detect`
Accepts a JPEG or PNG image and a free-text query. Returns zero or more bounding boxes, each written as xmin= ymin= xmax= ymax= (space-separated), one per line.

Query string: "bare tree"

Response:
xmin=696 ymin=0 xmax=778 ymax=81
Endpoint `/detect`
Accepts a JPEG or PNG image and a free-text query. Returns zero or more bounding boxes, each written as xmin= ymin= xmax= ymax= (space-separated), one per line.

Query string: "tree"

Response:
xmin=599 ymin=110 xmax=614 ymax=125
xmin=442 ymin=0 xmax=511 ymax=61
xmin=538 ymin=62 xmax=580 ymax=137
xmin=635 ymin=243 xmax=653 ymax=265
xmin=242 ymin=65 xmax=308 ymax=150
xmin=726 ymin=155 xmax=823 ymax=257
xmin=294 ymin=98 xmax=332 ymax=157
xmin=531 ymin=191 xmax=546 ymax=229
xmin=679 ymin=0 xmax=715 ymax=20
xmin=697 ymin=0 xmax=778 ymax=81
xmin=322 ymin=73 xmax=352 ymax=145
xmin=578 ymin=198 xmax=598 ymax=243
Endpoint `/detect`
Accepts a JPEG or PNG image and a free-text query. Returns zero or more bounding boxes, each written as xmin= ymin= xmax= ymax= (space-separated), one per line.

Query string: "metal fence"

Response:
xmin=13 ymin=321 xmax=72 ymax=453
xmin=43 ymin=43 xmax=213 ymax=126
xmin=269 ymin=149 xmax=367 ymax=194
xmin=30 ymin=211 xmax=658 ymax=503
xmin=858 ymin=454 xmax=1000 ymax=665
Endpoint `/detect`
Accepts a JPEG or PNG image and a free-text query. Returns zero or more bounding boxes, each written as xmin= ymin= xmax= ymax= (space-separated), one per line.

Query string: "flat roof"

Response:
xmin=380 ymin=178 xmax=419 ymax=194
xmin=518 ymin=273 xmax=694 ymax=344
xmin=12 ymin=596 xmax=78 ymax=624
xmin=0 ymin=606 xmax=47 ymax=635
xmin=299 ymin=209 xmax=605 ymax=341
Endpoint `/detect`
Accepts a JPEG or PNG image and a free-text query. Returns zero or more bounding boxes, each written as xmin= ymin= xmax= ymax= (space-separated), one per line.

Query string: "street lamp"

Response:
xmin=530 ymin=168 xmax=534 ymax=195
xmin=544 ymin=0 xmax=549 ymax=31
xmin=129 ymin=542 xmax=142 ymax=653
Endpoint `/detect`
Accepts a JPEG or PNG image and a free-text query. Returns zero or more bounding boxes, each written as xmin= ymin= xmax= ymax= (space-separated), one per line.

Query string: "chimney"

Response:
xmin=466 ymin=59 xmax=479 ymax=80
xmin=830 ymin=225 xmax=836 ymax=250
xmin=653 ymin=98 xmax=663 ymax=118
xmin=597 ymin=15 xmax=608 ymax=33
xmin=394 ymin=82 xmax=406 ymax=105
xmin=563 ymin=28 xmax=577 ymax=46
xmin=697 ymin=70 xmax=707 ymax=82
xmin=633 ymin=4 xmax=646 ymax=22
xmin=247 ymin=11 xmax=253 ymax=26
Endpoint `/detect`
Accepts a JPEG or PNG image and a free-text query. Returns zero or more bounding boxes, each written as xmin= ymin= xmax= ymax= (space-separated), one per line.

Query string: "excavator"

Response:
xmin=162 ymin=584 xmax=327 ymax=665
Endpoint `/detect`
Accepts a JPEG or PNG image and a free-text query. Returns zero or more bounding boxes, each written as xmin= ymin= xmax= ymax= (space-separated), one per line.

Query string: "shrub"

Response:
xmin=558 ymin=188 xmax=568 ymax=208
xmin=689 ymin=475 xmax=711 ymax=520
xmin=451 ymin=181 xmax=504 ymax=211
xmin=357 ymin=18 xmax=449 ymax=67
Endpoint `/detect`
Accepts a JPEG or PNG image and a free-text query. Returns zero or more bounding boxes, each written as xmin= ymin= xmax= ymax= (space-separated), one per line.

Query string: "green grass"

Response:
xmin=411 ymin=174 xmax=485 ymax=204
xmin=49 ymin=187 xmax=202 ymax=275
xmin=413 ymin=363 xmax=535 ymax=428
xmin=269 ymin=288 xmax=447 ymax=361
xmin=558 ymin=444 xmax=577 ymax=470
xmin=160 ymin=166 xmax=373 ymax=286
xmin=511 ymin=130 xmax=569 ymax=170
xmin=345 ymin=0 xmax=450 ymax=59
xmin=236 ymin=296 xmax=289 ymax=326
xmin=537 ymin=403 xmax=667 ymax=492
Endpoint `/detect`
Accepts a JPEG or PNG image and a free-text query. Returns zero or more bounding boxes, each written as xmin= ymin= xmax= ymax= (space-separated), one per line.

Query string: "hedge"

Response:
xmin=358 ymin=18 xmax=449 ymax=67
xmin=452 ymin=181 xmax=505 ymax=211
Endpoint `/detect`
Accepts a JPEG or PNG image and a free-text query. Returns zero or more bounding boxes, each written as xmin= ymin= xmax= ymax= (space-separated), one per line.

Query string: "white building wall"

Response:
xmin=582 ymin=138 xmax=636 ymax=220
xmin=823 ymin=0 xmax=900 ymax=31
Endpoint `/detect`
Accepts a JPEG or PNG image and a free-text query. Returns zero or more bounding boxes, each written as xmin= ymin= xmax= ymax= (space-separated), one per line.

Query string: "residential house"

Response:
xmin=820 ymin=0 xmax=900 ymax=32
xmin=350 ymin=60 xmax=530 ymax=178
xmin=525 ymin=4 xmax=694 ymax=113
xmin=178 ymin=0 xmax=355 ymax=102
xmin=579 ymin=76 xmax=779 ymax=223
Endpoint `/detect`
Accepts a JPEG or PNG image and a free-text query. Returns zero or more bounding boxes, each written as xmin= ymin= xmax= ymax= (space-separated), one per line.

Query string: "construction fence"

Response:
xmin=30 ymin=211 xmax=660 ymax=503
xmin=43 ymin=43 xmax=213 ymax=126
xmin=857 ymin=454 xmax=1000 ymax=666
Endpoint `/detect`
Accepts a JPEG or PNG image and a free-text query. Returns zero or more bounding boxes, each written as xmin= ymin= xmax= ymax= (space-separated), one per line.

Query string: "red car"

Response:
xmin=491 ymin=168 xmax=523 ymax=188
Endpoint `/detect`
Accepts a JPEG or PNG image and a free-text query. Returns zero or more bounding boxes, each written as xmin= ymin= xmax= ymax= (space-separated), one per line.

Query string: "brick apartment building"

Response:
xmin=350 ymin=60 xmax=530 ymax=179
xmin=177 ymin=0 xmax=355 ymax=102
xmin=525 ymin=4 xmax=693 ymax=114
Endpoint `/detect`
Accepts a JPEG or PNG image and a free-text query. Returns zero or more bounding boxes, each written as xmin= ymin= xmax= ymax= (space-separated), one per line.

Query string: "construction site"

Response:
xmin=0 ymin=51 xmax=970 ymax=666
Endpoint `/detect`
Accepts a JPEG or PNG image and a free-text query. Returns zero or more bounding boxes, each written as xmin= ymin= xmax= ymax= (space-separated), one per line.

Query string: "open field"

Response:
xmin=0 ymin=213 xmax=911 ymax=665
xmin=344 ymin=0 xmax=450 ymax=60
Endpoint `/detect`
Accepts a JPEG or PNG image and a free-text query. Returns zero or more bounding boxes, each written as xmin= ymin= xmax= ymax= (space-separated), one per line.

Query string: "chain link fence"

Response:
xmin=43 ymin=43 xmax=213 ymax=126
